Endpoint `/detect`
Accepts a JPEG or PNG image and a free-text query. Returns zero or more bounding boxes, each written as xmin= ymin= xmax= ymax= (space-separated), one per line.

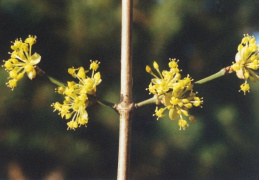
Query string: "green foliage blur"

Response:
xmin=1 ymin=0 xmax=259 ymax=179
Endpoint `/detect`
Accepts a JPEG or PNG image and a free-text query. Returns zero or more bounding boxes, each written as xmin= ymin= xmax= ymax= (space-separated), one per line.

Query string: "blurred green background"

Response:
xmin=1 ymin=0 xmax=259 ymax=179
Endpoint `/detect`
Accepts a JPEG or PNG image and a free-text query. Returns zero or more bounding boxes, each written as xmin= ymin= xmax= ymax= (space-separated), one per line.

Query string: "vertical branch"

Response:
xmin=117 ymin=0 xmax=133 ymax=180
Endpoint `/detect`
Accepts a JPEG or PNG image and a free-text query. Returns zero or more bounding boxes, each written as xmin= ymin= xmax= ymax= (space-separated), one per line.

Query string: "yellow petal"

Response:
xmin=30 ymin=53 xmax=41 ymax=65
xmin=169 ymin=108 xmax=179 ymax=120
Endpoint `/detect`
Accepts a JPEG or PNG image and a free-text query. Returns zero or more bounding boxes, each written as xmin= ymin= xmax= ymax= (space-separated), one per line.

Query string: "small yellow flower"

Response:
xmin=146 ymin=59 xmax=203 ymax=130
xmin=239 ymin=82 xmax=250 ymax=95
xmin=231 ymin=34 xmax=259 ymax=94
xmin=163 ymin=78 xmax=203 ymax=124
xmin=153 ymin=61 xmax=159 ymax=70
xmin=154 ymin=107 xmax=166 ymax=119
xmin=146 ymin=65 xmax=152 ymax=73
xmin=89 ymin=60 xmax=100 ymax=71
xmin=146 ymin=58 xmax=181 ymax=95
xmin=178 ymin=119 xmax=189 ymax=130
xmin=52 ymin=61 xmax=102 ymax=130
xmin=2 ymin=35 xmax=41 ymax=90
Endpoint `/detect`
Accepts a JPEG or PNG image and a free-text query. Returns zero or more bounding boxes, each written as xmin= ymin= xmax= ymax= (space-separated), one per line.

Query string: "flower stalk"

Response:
xmin=35 ymin=66 xmax=66 ymax=87
xmin=195 ymin=66 xmax=233 ymax=84
xmin=96 ymin=97 xmax=117 ymax=109
xmin=135 ymin=94 xmax=162 ymax=108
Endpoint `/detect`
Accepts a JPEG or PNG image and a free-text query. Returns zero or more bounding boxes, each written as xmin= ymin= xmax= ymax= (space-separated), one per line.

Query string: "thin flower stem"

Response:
xmin=96 ymin=97 xmax=116 ymax=109
xmin=135 ymin=94 xmax=163 ymax=108
xmin=47 ymin=76 xmax=66 ymax=87
xmin=195 ymin=66 xmax=233 ymax=84
xmin=135 ymin=96 xmax=156 ymax=107
xmin=35 ymin=66 xmax=66 ymax=87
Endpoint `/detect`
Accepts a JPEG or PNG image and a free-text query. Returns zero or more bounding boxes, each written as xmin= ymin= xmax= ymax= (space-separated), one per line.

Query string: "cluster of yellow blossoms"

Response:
xmin=231 ymin=34 xmax=259 ymax=95
xmin=52 ymin=60 xmax=102 ymax=130
xmin=5 ymin=34 xmax=258 ymax=131
xmin=2 ymin=35 xmax=41 ymax=90
xmin=146 ymin=59 xmax=203 ymax=130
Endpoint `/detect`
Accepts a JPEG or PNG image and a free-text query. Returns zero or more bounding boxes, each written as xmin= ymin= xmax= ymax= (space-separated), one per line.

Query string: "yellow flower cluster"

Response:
xmin=52 ymin=60 xmax=102 ymax=130
xmin=146 ymin=59 xmax=203 ymax=130
xmin=231 ymin=34 xmax=259 ymax=95
xmin=2 ymin=35 xmax=41 ymax=90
